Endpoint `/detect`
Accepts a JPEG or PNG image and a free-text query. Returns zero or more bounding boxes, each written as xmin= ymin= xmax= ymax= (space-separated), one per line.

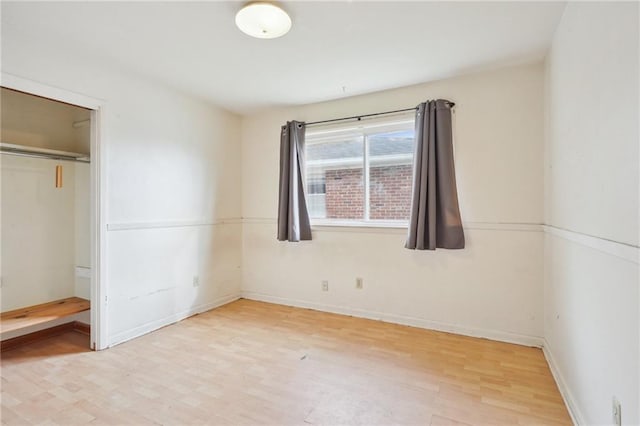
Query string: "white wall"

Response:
xmin=2 ymin=28 xmax=243 ymax=346
xmin=1 ymin=155 xmax=77 ymax=311
xmin=241 ymin=63 xmax=546 ymax=345
xmin=543 ymin=2 xmax=639 ymax=424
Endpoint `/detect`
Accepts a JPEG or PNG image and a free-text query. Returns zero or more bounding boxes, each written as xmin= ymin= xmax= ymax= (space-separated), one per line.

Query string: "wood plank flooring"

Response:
xmin=0 ymin=299 xmax=572 ymax=425
xmin=1 ymin=297 xmax=90 ymax=335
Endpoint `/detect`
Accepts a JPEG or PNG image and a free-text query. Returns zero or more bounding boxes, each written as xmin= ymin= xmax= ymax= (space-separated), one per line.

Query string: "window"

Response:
xmin=305 ymin=116 xmax=415 ymax=225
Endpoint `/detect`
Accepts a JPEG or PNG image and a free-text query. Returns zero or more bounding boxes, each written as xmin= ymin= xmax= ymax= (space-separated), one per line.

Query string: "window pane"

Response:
xmin=306 ymin=137 xmax=364 ymax=220
xmin=368 ymin=130 xmax=414 ymax=221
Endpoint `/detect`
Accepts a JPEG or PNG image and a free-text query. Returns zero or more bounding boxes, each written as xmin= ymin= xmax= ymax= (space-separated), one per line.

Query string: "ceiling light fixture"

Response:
xmin=235 ymin=2 xmax=292 ymax=39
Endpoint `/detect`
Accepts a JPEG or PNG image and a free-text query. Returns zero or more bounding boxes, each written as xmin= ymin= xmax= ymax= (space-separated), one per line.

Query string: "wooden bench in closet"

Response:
xmin=1 ymin=297 xmax=90 ymax=351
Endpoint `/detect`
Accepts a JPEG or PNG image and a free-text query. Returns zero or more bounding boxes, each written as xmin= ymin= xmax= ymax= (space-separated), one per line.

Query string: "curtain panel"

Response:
xmin=277 ymin=121 xmax=312 ymax=242
xmin=406 ymin=100 xmax=465 ymax=250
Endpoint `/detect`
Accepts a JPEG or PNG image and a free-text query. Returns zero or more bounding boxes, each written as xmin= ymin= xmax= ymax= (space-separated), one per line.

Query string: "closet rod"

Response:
xmin=0 ymin=148 xmax=90 ymax=163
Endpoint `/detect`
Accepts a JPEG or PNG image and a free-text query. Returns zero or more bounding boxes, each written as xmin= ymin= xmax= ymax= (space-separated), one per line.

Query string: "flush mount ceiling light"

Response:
xmin=235 ymin=2 xmax=292 ymax=39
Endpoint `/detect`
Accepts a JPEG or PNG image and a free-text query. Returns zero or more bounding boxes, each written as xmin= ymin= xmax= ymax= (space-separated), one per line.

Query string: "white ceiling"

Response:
xmin=1 ymin=1 xmax=566 ymax=114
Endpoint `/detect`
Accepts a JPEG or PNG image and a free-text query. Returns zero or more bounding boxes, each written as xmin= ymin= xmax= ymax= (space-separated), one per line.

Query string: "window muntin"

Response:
xmin=305 ymin=118 xmax=415 ymax=225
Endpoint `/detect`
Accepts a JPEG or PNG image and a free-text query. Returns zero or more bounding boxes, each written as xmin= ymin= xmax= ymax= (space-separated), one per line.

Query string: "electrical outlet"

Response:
xmin=612 ymin=397 xmax=621 ymax=426
xmin=192 ymin=276 xmax=200 ymax=287
xmin=321 ymin=280 xmax=329 ymax=291
xmin=356 ymin=277 xmax=363 ymax=289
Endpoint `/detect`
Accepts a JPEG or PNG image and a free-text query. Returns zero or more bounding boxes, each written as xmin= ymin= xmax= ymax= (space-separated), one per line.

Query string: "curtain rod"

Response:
xmin=304 ymin=100 xmax=455 ymax=127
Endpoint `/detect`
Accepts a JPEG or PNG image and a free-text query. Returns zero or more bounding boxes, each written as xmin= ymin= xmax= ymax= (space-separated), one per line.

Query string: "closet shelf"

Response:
xmin=1 ymin=297 xmax=90 ymax=336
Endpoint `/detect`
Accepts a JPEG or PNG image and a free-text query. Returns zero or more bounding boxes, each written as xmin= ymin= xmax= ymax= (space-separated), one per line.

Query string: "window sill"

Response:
xmin=311 ymin=219 xmax=408 ymax=231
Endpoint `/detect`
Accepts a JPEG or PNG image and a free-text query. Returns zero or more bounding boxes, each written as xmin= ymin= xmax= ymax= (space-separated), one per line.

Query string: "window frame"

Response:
xmin=305 ymin=115 xmax=415 ymax=229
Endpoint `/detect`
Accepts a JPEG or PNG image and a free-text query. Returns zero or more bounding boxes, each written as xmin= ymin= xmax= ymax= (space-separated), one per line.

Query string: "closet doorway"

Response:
xmin=0 ymin=75 xmax=106 ymax=350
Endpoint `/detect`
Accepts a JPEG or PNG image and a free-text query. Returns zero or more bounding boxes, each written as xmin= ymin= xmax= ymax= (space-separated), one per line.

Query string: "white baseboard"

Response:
xmin=542 ymin=339 xmax=584 ymax=425
xmin=241 ymin=291 xmax=544 ymax=348
xmin=108 ymin=293 xmax=241 ymax=347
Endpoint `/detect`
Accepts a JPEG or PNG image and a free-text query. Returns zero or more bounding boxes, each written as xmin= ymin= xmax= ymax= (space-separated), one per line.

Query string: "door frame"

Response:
xmin=1 ymin=73 xmax=109 ymax=350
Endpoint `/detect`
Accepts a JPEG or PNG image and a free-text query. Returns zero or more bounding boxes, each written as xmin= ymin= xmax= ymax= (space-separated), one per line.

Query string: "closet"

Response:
xmin=0 ymin=87 xmax=91 ymax=349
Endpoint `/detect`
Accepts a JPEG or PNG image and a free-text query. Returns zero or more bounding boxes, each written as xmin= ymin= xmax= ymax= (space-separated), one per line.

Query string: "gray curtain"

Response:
xmin=277 ymin=121 xmax=312 ymax=242
xmin=406 ymin=100 xmax=465 ymax=250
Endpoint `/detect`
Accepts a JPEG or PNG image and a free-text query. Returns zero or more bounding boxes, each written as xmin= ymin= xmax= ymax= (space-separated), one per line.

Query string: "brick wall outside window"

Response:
xmin=325 ymin=168 xmax=364 ymax=219
xmin=324 ymin=164 xmax=412 ymax=220
xmin=369 ymin=164 xmax=412 ymax=220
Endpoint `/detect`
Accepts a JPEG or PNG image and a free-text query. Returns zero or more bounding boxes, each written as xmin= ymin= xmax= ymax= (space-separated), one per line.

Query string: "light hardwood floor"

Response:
xmin=1 ymin=299 xmax=571 ymax=425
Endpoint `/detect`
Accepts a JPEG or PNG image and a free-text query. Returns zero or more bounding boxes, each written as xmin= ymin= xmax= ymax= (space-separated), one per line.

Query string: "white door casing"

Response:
xmin=1 ymin=73 xmax=108 ymax=350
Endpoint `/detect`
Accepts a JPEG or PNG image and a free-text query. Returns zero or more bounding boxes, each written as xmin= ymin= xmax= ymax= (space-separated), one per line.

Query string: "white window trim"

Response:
xmin=306 ymin=117 xmax=414 ymax=139
xmin=312 ymin=219 xmax=409 ymax=229
xmin=306 ymin=115 xmax=415 ymax=228
xmin=363 ymin=134 xmax=371 ymax=221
